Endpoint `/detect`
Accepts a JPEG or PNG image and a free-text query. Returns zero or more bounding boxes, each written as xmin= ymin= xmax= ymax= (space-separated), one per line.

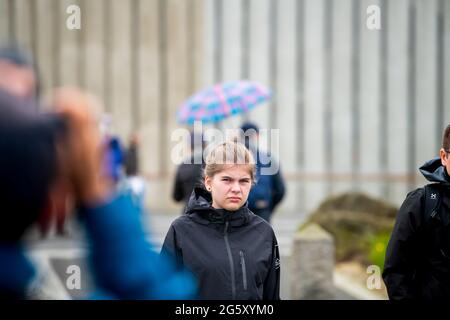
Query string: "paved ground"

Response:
xmin=26 ymin=211 xmax=306 ymax=253
xmin=23 ymin=210 xmax=359 ymax=299
xmin=24 ymin=211 xmax=306 ymax=299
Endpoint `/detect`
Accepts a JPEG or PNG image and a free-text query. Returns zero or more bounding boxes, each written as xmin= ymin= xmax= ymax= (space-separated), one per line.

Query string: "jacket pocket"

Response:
xmin=239 ymin=251 xmax=248 ymax=291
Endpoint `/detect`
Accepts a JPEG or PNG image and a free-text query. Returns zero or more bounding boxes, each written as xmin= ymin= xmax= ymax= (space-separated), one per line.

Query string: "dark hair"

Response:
xmin=240 ymin=122 xmax=259 ymax=134
xmin=0 ymin=92 xmax=60 ymax=241
xmin=443 ymin=124 xmax=450 ymax=151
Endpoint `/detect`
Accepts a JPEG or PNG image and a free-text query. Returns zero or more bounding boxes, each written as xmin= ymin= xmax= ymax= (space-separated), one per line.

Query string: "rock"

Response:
xmin=306 ymin=192 xmax=398 ymax=264
xmin=290 ymin=223 xmax=335 ymax=300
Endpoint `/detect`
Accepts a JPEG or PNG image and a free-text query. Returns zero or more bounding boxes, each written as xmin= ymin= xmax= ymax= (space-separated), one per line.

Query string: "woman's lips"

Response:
xmin=228 ymin=197 xmax=241 ymax=202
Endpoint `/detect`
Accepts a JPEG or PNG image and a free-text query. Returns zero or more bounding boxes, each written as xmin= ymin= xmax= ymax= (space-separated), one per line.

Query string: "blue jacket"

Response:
xmin=0 ymin=194 xmax=198 ymax=299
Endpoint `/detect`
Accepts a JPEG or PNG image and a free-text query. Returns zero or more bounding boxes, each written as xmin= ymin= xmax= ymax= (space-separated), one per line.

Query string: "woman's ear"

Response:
xmin=440 ymin=148 xmax=448 ymax=166
xmin=204 ymin=176 xmax=212 ymax=192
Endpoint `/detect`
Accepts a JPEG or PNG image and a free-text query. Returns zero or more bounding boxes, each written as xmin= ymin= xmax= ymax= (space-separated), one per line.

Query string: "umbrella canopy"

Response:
xmin=177 ymin=80 xmax=272 ymax=125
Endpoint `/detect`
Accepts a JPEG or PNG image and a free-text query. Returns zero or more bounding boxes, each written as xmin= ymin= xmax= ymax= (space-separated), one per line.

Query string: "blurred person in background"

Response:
xmin=0 ymin=44 xmax=68 ymax=237
xmin=0 ymin=87 xmax=197 ymax=299
xmin=172 ymin=131 xmax=205 ymax=213
xmin=0 ymin=84 xmax=64 ymax=299
xmin=122 ymin=132 xmax=147 ymax=209
xmin=125 ymin=132 xmax=140 ymax=177
xmin=240 ymin=122 xmax=286 ymax=223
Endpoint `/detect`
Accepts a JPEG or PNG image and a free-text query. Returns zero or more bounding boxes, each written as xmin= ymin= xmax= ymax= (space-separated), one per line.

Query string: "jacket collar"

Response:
xmin=420 ymin=157 xmax=450 ymax=184
xmin=185 ymin=186 xmax=253 ymax=228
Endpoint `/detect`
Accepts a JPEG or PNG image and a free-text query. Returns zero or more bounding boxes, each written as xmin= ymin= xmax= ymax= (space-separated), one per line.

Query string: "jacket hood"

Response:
xmin=419 ymin=157 xmax=450 ymax=183
xmin=184 ymin=186 xmax=253 ymax=228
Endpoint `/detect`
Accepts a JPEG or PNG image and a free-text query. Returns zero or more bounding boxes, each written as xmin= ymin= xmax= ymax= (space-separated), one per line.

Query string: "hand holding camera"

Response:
xmin=50 ymin=87 xmax=112 ymax=209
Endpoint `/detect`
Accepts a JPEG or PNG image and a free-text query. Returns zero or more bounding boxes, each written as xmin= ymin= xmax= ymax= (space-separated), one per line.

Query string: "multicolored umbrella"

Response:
xmin=177 ymin=81 xmax=272 ymax=125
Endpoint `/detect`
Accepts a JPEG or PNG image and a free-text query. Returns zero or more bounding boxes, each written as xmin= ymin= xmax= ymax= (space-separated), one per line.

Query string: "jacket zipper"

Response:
xmin=240 ymin=251 xmax=248 ymax=291
xmin=224 ymin=221 xmax=236 ymax=299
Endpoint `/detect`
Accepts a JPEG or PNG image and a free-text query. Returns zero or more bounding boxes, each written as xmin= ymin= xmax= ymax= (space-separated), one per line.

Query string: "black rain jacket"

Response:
xmin=383 ymin=157 xmax=450 ymax=300
xmin=161 ymin=187 xmax=280 ymax=300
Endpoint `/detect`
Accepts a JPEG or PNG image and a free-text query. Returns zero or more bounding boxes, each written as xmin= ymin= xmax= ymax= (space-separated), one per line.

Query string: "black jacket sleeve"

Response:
xmin=271 ymin=164 xmax=286 ymax=211
xmin=382 ymin=188 xmax=424 ymax=300
xmin=172 ymin=166 xmax=185 ymax=202
xmin=263 ymin=232 xmax=281 ymax=300
xmin=161 ymin=223 xmax=185 ymax=271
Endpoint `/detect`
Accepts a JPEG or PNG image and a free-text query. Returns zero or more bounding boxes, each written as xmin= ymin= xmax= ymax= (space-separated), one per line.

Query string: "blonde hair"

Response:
xmin=204 ymin=141 xmax=256 ymax=183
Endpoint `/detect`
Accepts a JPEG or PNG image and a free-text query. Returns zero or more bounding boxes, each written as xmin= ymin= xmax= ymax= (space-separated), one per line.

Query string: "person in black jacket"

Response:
xmin=240 ymin=122 xmax=285 ymax=222
xmin=162 ymin=141 xmax=280 ymax=300
xmin=383 ymin=124 xmax=450 ymax=300
xmin=172 ymin=131 xmax=205 ymax=213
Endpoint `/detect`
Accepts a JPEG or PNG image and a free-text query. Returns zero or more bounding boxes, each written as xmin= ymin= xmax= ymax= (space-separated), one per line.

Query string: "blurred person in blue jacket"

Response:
xmin=0 ymin=87 xmax=197 ymax=299
xmin=240 ymin=122 xmax=286 ymax=223
xmin=0 ymin=44 xmax=69 ymax=237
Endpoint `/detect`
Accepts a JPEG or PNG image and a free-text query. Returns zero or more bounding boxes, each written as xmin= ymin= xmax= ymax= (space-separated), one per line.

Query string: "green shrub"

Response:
xmin=368 ymin=232 xmax=391 ymax=269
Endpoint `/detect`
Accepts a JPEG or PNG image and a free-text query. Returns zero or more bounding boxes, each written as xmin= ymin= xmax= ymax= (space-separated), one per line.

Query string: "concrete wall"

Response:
xmin=201 ymin=0 xmax=450 ymax=214
xmin=2 ymin=0 xmax=450 ymax=214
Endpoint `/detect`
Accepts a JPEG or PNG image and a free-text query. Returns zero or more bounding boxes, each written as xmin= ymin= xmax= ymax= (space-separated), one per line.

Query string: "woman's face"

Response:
xmin=205 ymin=165 xmax=252 ymax=211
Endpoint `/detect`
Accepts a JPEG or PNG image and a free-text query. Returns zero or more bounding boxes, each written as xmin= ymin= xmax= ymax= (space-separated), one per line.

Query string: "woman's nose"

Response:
xmin=230 ymin=182 xmax=241 ymax=193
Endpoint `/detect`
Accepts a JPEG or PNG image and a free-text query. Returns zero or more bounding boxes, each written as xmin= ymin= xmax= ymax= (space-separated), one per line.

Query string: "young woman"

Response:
xmin=161 ymin=141 xmax=280 ymax=300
